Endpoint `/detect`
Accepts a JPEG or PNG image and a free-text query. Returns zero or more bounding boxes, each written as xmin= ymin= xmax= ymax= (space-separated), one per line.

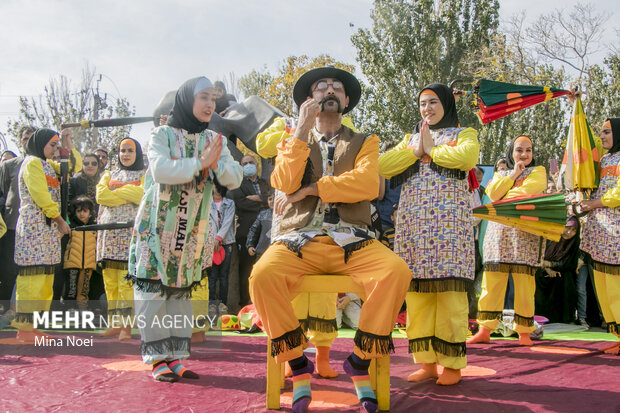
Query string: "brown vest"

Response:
xmin=279 ymin=126 xmax=373 ymax=234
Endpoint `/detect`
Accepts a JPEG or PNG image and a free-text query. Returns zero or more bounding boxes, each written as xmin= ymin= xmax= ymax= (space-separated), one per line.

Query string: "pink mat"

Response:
xmin=1 ymin=331 xmax=619 ymax=412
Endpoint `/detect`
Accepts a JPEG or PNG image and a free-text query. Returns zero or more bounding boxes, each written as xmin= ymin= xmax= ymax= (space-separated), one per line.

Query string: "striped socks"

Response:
xmin=167 ymin=359 xmax=200 ymax=379
xmin=289 ymin=355 xmax=313 ymax=413
xmin=152 ymin=360 xmax=178 ymax=382
xmin=344 ymin=354 xmax=377 ymax=413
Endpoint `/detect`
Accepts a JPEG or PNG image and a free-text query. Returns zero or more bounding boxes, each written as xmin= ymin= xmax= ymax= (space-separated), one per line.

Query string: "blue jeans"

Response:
xmin=576 ymin=263 xmax=591 ymax=319
xmin=208 ymin=244 xmax=233 ymax=305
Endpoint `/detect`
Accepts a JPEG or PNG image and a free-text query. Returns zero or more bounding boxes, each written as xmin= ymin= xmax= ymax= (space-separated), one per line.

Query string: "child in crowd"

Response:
xmin=208 ymin=177 xmax=236 ymax=314
xmin=246 ymin=190 xmax=274 ymax=260
xmin=63 ymin=196 xmax=97 ymax=310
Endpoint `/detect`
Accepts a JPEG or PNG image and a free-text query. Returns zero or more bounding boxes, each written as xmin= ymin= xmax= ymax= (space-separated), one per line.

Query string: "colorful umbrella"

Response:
xmin=472 ymin=193 xmax=567 ymax=241
xmin=559 ymin=97 xmax=600 ymax=195
xmin=475 ymin=79 xmax=569 ymax=124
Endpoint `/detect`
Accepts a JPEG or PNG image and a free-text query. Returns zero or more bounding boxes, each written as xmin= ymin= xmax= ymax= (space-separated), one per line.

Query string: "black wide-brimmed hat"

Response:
xmin=292 ymin=67 xmax=361 ymax=114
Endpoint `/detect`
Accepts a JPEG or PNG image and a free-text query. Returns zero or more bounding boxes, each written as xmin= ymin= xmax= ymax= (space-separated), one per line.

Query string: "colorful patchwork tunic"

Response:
xmin=379 ymin=127 xmax=479 ymax=292
xmin=15 ymin=150 xmax=82 ymax=273
xmin=482 ymin=166 xmax=548 ymax=274
xmin=581 ymin=151 xmax=620 ymax=273
xmin=96 ymin=169 xmax=145 ymax=270
xmin=128 ymin=126 xmax=242 ymax=297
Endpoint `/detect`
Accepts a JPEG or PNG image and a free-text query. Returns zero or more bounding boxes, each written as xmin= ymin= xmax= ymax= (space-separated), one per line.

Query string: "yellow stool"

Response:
xmin=266 ymin=275 xmax=391 ymax=411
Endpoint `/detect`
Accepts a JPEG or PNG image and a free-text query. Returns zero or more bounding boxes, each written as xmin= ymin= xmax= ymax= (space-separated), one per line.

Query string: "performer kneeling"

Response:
xmin=128 ymin=77 xmax=242 ymax=382
xmin=249 ymin=67 xmax=410 ymax=413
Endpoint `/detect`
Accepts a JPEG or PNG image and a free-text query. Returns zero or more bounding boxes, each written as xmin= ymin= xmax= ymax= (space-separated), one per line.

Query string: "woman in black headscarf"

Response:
xmin=12 ymin=128 xmax=80 ymax=342
xmin=128 ymin=77 xmax=242 ymax=382
xmin=378 ymin=83 xmax=480 ymax=385
xmin=96 ymin=137 xmax=146 ymax=341
xmin=580 ymin=118 xmax=620 ymax=354
xmin=469 ymin=134 xmax=547 ymax=347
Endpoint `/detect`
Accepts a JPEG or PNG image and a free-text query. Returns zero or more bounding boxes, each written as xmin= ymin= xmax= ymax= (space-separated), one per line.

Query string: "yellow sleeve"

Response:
xmin=270 ymin=137 xmax=311 ymax=194
xmin=430 ymin=127 xmax=480 ymax=171
xmin=49 ymin=148 xmax=83 ymax=175
xmin=0 ymin=214 xmax=6 ymax=239
xmin=113 ymin=174 xmax=145 ymax=205
xmin=256 ymin=118 xmax=290 ymax=159
xmin=317 ymin=134 xmax=380 ymax=203
xmin=378 ymin=134 xmax=419 ymax=179
xmin=341 ymin=117 xmax=359 ymax=133
xmin=505 ymin=166 xmax=547 ymax=199
xmin=485 ymin=172 xmax=515 ymax=201
xmin=96 ymin=171 xmax=127 ymax=207
xmin=601 ymin=177 xmax=620 ymax=208
xmin=22 ymin=158 xmax=60 ymax=219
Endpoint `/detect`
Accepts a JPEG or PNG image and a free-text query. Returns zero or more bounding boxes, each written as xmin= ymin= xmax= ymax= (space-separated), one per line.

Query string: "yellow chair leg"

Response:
xmin=266 ymin=340 xmax=281 ymax=409
xmin=376 ymin=355 xmax=390 ymax=411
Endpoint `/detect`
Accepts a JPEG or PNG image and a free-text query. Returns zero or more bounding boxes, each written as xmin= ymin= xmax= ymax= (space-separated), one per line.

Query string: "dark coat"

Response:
xmin=227 ymin=176 xmax=270 ymax=241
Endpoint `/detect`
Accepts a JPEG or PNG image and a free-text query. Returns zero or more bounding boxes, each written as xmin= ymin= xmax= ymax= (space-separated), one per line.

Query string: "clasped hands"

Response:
xmin=409 ymin=121 xmax=434 ymax=159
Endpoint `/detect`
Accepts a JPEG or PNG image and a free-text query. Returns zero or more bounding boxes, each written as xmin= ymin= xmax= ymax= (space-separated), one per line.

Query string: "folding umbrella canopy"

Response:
xmin=61 ymin=117 xmax=156 ymax=129
xmin=559 ymin=97 xmax=600 ymax=196
xmin=475 ymin=79 xmax=569 ymax=124
xmin=473 ymin=193 xmax=568 ymax=241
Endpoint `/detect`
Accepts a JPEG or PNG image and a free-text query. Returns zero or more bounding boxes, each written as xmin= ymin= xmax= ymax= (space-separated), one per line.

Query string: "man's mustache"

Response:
xmin=318 ymin=95 xmax=343 ymax=113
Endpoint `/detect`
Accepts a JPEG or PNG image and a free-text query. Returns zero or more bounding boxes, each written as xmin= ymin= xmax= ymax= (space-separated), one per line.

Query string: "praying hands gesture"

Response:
xmin=199 ymin=134 xmax=223 ymax=171
xmin=412 ymin=121 xmax=434 ymax=158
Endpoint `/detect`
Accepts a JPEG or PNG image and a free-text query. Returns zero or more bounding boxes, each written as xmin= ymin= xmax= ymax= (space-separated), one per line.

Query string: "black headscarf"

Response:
xmin=166 ymin=76 xmax=214 ymax=134
xmin=414 ymin=83 xmax=459 ymax=133
xmin=26 ymin=128 xmax=59 ymax=160
xmin=606 ymin=118 xmax=620 ymax=154
xmin=505 ymin=135 xmax=537 ymax=170
xmin=118 ymin=137 xmax=145 ymax=171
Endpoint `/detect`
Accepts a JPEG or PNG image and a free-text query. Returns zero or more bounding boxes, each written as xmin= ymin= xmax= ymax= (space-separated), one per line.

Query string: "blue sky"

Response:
xmin=0 ymin=0 xmax=617 ymax=151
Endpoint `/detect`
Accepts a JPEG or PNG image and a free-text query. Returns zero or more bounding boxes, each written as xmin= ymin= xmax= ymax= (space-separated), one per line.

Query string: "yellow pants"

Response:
xmin=102 ymin=267 xmax=134 ymax=324
xmin=191 ymin=278 xmax=210 ymax=333
xmin=250 ymin=237 xmax=410 ymax=364
xmin=593 ymin=270 xmax=620 ymax=338
xmin=12 ymin=273 xmax=54 ymax=331
xmin=406 ymin=291 xmax=468 ymax=370
xmin=477 ymin=271 xmax=536 ymax=333
xmin=292 ymin=292 xmax=338 ymax=347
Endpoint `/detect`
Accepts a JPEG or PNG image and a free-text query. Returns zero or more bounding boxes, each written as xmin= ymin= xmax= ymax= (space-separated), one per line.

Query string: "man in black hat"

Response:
xmin=249 ymin=67 xmax=410 ymax=413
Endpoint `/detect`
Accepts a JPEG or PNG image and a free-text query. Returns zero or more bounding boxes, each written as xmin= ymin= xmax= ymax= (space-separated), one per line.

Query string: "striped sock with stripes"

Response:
xmin=344 ymin=354 xmax=377 ymax=413
xmin=167 ymin=359 xmax=200 ymax=379
xmin=152 ymin=360 xmax=179 ymax=382
xmin=289 ymin=355 xmax=313 ymax=413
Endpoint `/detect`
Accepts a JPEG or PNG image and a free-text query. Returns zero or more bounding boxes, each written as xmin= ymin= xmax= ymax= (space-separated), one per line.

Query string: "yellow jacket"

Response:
xmin=22 ymin=148 xmax=83 ymax=219
xmin=96 ymin=171 xmax=145 ymax=207
xmin=64 ymin=228 xmax=97 ymax=269
xmin=486 ymin=165 xmax=547 ymax=201
xmin=256 ymin=116 xmax=358 ymax=159
xmin=378 ymin=128 xmax=479 ymax=178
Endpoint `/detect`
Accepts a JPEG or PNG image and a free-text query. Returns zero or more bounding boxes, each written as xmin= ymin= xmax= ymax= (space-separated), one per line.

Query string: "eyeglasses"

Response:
xmin=84 ymin=161 xmax=99 ymax=166
xmin=312 ymin=80 xmax=344 ymax=92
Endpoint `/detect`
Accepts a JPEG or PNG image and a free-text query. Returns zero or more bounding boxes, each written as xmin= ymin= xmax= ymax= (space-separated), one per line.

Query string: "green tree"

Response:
xmin=7 ymin=64 xmax=135 ymax=153
xmin=350 ymin=0 xmax=500 ymax=144
xmin=238 ymin=55 xmax=355 ymax=115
